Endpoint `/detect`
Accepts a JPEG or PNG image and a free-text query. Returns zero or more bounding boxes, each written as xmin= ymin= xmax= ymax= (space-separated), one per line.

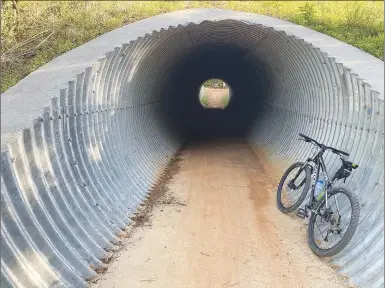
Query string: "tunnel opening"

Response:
xmin=1 ymin=11 xmax=383 ymax=288
xmin=156 ymin=38 xmax=270 ymax=142
xmin=198 ymin=78 xmax=231 ymax=110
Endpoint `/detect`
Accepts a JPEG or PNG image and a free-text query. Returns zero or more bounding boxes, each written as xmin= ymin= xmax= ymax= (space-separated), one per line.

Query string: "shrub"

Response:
xmin=298 ymin=3 xmax=316 ymax=25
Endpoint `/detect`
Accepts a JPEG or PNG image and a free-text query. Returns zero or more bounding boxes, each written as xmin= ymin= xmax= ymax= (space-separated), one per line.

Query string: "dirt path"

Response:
xmin=206 ymin=88 xmax=228 ymax=108
xmin=92 ymin=140 xmax=351 ymax=288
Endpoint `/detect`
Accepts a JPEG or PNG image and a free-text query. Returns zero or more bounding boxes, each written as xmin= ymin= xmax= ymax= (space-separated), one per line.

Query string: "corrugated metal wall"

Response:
xmin=1 ymin=9 xmax=383 ymax=288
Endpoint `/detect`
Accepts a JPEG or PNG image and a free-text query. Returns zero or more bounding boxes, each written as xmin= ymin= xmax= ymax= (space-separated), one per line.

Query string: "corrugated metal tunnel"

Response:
xmin=1 ymin=9 xmax=384 ymax=288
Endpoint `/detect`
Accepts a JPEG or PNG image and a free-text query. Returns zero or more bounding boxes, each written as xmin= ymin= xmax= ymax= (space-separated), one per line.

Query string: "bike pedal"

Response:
xmin=296 ymin=208 xmax=309 ymax=219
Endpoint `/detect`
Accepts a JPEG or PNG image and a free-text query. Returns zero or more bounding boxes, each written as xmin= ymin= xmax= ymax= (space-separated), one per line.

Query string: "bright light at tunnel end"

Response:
xmin=199 ymin=78 xmax=231 ymax=109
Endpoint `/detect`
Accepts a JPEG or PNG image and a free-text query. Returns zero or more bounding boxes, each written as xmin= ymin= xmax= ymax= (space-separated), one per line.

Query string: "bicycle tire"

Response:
xmin=277 ymin=162 xmax=311 ymax=213
xmin=308 ymin=186 xmax=360 ymax=257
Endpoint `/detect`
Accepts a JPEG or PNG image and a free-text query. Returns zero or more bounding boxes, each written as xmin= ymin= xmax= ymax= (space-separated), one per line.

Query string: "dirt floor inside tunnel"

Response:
xmin=92 ymin=140 xmax=353 ymax=288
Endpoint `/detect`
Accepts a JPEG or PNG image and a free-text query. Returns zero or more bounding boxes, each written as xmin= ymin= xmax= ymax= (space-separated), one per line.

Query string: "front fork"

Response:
xmin=290 ymin=162 xmax=311 ymax=189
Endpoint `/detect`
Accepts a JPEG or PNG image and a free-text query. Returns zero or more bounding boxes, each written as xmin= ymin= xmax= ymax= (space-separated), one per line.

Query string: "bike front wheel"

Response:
xmin=308 ymin=186 xmax=360 ymax=257
xmin=277 ymin=162 xmax=311 ymax=213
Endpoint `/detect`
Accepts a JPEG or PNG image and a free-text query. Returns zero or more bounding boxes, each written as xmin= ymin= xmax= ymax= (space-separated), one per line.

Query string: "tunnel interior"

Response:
xmin=160 ymin=42 xmax=269 ymax=140
xmin=132 ymin=21 xmax=277 ymax=141
xmin=1 ymin=17 xmax=383 ymax=288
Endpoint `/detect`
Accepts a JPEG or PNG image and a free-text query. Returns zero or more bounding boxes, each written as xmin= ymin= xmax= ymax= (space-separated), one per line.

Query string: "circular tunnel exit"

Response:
xmin=199 ymin=78 xmax=231 ymax=109
xmin=157 ymin=40 xmax=269 ymax=141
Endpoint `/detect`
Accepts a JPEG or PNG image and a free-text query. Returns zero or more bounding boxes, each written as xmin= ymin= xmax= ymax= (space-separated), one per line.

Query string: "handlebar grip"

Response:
xmin=299 ymin=133 xmax=314 ymax=143
xmin=331 ymin=147 xmax=349 ymax=156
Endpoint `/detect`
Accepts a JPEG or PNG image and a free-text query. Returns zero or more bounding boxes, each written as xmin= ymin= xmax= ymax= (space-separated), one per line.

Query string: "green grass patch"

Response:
xmin=200 ymin=94 xmax=209 ymax=107
xmin=222 ymin=94 xmax=230 ymax=108
xmin=1 ymin=1 xmax=383 ymax=93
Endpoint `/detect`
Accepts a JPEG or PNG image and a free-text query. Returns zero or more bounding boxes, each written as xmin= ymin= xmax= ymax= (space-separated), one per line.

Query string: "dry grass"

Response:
xmin=1 ymin=1 xmax=383 ymax=93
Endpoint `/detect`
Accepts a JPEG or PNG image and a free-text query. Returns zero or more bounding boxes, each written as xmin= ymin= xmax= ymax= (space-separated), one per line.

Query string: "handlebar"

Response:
xmin=299 ymin=133 xmax=349 ymax=156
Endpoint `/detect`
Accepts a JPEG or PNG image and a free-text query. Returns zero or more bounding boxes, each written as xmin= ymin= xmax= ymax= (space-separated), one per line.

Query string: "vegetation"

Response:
xmin=1 ymin=1 xmax=383 ymax=93
xmin=200 ymin=94 xmax=209 ymax=107
xmin=222 ymin=93 xmax=230 ymax=108
xmin=203 ymin=78 xmax=225 ymax=88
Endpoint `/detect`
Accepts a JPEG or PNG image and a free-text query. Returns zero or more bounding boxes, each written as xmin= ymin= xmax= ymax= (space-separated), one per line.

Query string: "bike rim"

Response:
xmin=312 ymin=190 xmax=353 ymax=250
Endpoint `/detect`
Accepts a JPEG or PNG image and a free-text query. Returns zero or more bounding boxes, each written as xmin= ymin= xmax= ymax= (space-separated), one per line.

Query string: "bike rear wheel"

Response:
xmin=308 ymin=186 xmax=360 ymax=257
xmin=277 ymin=162 xmax=311 ymax=213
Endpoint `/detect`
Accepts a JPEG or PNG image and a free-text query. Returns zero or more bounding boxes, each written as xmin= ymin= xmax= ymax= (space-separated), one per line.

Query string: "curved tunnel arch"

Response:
xmin=1 ymin=9 xmax=383 ymax=288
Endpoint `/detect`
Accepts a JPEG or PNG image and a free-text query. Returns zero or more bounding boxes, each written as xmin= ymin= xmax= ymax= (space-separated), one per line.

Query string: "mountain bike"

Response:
xmin=276 ymin=133 xmax=360 ymax=257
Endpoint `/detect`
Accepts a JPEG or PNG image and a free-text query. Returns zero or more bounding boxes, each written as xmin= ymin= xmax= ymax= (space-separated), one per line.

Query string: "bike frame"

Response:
xmin=292 ymin=146 xmax=333 ymax=211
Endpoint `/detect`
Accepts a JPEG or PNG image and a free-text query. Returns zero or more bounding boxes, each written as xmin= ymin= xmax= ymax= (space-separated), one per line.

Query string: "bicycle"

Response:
xmin=276 ymin=133 xmax=360 ymax=257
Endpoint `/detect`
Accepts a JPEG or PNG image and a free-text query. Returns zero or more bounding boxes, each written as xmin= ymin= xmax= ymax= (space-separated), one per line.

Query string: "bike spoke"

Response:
xmin=315 ymin=219 xmax=326 ymax=240
xmin=334 ymin=194 xmax=340 ymax=213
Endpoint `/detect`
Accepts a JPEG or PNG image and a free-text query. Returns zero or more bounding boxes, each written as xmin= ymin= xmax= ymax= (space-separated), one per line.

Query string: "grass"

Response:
xmin=1 ymin=1 xmax=383 ymax=93
xmin=222 ymin=94 xmax=230 ymax=108
xmin=200 ymin=94 xmax=209 ymax=107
